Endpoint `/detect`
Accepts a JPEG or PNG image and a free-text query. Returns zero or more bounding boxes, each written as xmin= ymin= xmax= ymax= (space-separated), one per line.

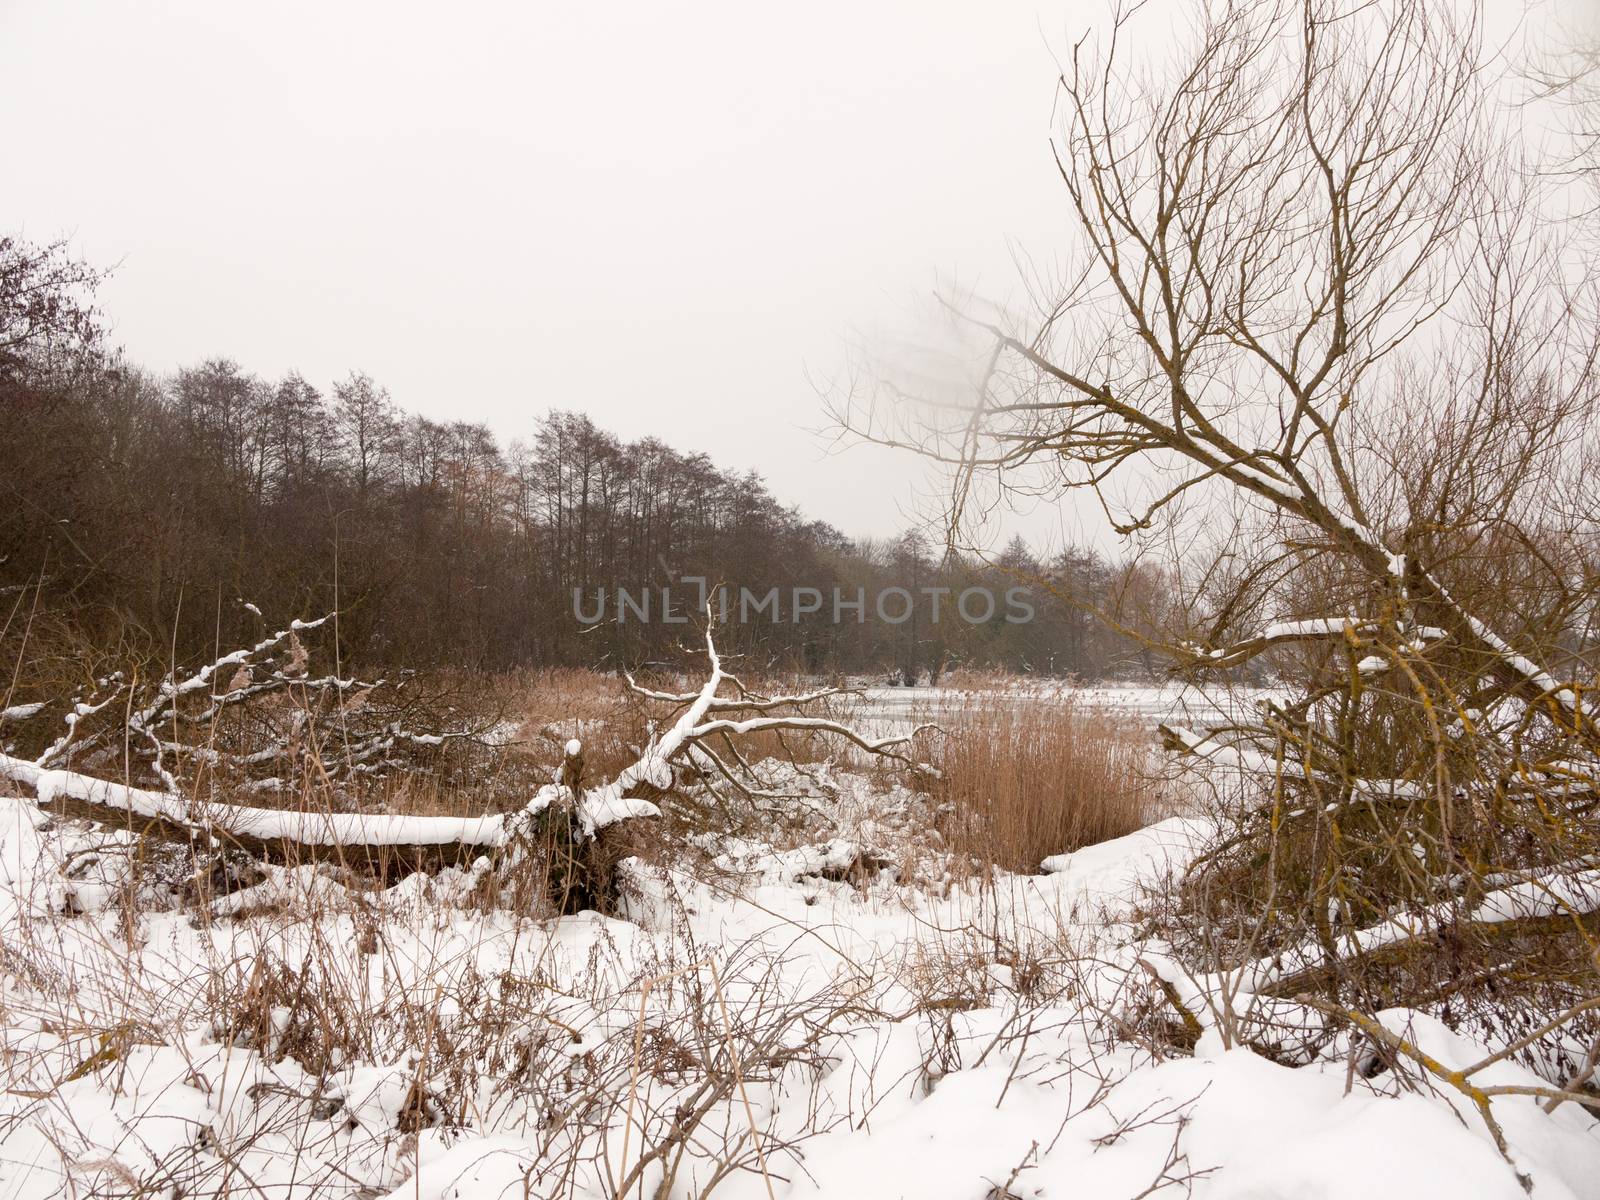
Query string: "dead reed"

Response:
xmin=932 ymin=694 xmax=1163 ymax=873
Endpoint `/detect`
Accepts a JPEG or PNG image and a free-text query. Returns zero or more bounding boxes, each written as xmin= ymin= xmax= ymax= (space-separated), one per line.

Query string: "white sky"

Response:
xmin=0 ymin=0 xmax=1581 ymax=549
xmin=1 ymin=0 xmax=1101 ymax=545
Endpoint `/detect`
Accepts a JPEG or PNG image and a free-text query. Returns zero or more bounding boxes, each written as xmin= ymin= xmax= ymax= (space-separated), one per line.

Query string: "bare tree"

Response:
xmin=0 ymin=235 xmax=104 ymax=382
xmin=839 ymin=0 xmax=1600 ymax=1074
xmin=334 ymin=370 xmax=398 ymax=499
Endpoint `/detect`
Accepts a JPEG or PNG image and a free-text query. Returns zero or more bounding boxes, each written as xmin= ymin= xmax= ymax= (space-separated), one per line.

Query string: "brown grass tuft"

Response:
xmin=932 ymin=695 xmax=1163 ymax=873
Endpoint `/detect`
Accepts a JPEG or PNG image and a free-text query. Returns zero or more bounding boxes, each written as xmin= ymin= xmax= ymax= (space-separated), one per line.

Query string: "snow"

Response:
xmin=1261 ymin=617 xmax=1359 ymax=639
xmin=851 ymin=681 xmax=1282 ymax=752
xmin=0 ymin=766 xmax=1594 ymax=1198
xmin=1040 ymin=815 xmax=1210 ymax=884
xmin=783 ymin=1029 xmax=1593 ymax=1200
xmin=379 ymin=1134 xmax=543 ymax=1200
xmin=576 ymin=781 xmax=662 ymax=834
xmin=30 ymin=765 xmax=510 ymax=847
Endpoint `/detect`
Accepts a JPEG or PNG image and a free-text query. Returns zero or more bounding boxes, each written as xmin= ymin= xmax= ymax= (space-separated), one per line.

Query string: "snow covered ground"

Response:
xmin=0 ymin=765 xmax=1594 ymax=1199
xmin=851 ymin=681 xmax=1281 ymax=740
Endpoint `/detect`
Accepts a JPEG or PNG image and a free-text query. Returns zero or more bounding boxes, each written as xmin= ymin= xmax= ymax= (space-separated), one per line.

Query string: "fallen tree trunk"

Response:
xmin=0 ymin=755 xmax=504 ymax=875
xmin=1146 ymin=861 xmax=1600 ymax=1004
xmin=0 ymin=756 xmax=504 ymax=847
xmin=0 ymin=626 xmax=937 ymax=903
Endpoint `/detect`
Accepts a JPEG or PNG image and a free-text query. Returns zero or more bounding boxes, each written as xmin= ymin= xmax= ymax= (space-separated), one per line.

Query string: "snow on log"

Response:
xmin=1162 ymin=863 xmax=1600 ymax=1004
xmin=0 ymin=624 xmax=934 ymax=875
xmin=1178 ymin=616 xmax=1449 ymax=670
xmin=0 ymin=753 xmax=507 ymax=850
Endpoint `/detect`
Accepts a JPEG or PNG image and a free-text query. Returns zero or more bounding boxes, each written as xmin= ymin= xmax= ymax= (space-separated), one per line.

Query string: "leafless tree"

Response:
xmin=0 ymin=235 xmax=104 ymax=382
xmin=333 ymin=370 xmax=399 ymax=499
xmin=838 ymin=0 xmax=1600 ymax=1075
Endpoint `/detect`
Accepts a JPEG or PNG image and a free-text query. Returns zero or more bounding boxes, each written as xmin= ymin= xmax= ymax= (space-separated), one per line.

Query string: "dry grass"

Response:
xmin=10 ymin=618 xmax=1163 ymax=888
xmin=509 ymin=666 xmax=846 ymax=782
xmin=932 ymin=695 xmax=1164 ymax=873
xmin=937 ymin=665 xmax=1070 ymax=693
xmin=0 ymin=848 xmax=1107 ymax=1200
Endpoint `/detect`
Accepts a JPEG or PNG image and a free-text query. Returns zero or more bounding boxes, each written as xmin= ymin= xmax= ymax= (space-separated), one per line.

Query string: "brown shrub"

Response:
xmin=932 ymin=695 xmax=1163 ymax=873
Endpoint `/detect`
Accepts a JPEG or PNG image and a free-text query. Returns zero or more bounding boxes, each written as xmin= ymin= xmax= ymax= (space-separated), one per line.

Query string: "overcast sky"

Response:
xmin=0 ymin=0 xmax=1113 ymax=545
xmin=2 ymin=0 xmax=1578 ymax=549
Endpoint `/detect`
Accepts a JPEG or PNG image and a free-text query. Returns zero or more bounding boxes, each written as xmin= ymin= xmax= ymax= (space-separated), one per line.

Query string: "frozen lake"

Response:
xmin=849 ymin=681 xmax=1277 ymax=740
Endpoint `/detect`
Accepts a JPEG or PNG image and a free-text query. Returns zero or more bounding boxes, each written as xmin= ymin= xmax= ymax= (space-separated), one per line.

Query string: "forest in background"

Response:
xmin=0 ymin=238 xmax=1160 ymax=681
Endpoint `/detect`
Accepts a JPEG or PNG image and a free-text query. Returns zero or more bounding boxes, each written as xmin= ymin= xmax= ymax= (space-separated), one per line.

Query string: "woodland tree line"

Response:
xmin=0 ymin=237 xmax=1158 ymax=681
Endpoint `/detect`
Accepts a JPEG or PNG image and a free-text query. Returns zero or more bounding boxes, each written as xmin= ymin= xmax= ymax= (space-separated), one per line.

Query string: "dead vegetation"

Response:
xmin=3 ymin=593 xmax=1166 ymax=922
xmin=833 ymin=0 xmax=1600 ymax=1152
xmin=0 ymin=848 xmax=1132 ymax=1200
xmin=932 ymin=695 xmax=1164 ymax=873
xmin=2 ymin=597 xmax=1591 ymax=1194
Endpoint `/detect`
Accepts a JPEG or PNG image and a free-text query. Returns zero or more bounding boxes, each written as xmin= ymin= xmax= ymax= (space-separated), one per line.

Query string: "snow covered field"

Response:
xmin=0 ymin=756 xmax=1594 ymax=1200
xmin=851 ymin=681 xmax=1280 ymax=737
